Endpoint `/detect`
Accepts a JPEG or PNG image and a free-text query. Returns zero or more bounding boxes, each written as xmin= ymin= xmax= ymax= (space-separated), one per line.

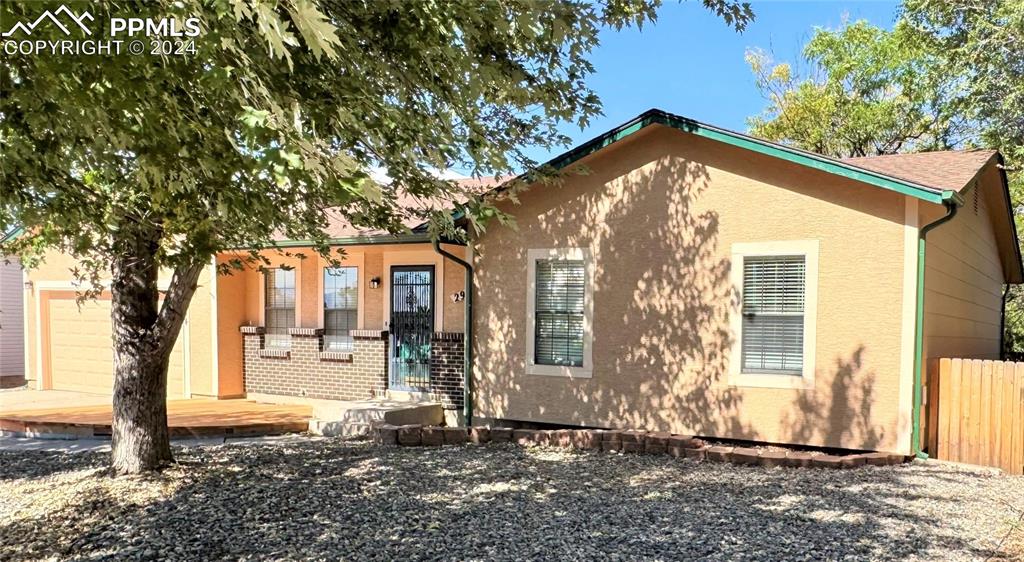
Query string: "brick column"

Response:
xmin=430 ymin=332 xmax=465 ymax=411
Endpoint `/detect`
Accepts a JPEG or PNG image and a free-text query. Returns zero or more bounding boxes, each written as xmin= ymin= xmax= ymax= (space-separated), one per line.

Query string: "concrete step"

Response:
xmin=308 ymin=401 xmax=444 ymax=437
xmin=385 ymin=389 xmax=437 ymax=402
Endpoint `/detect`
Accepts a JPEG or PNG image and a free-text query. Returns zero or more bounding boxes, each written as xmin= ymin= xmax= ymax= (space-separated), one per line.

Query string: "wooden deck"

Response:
xmin=0 ymin=399 xmax=313 ymax=439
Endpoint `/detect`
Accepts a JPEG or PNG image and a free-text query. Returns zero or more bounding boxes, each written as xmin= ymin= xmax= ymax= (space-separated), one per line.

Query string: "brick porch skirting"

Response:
xmin=241 ymin=328 xmax=388 ymax=400
xmin=240 ymin=329 xmax=466 ymax=405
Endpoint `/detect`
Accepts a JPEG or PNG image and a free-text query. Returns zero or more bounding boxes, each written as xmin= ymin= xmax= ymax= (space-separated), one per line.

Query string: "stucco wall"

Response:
xmin=226 ymin=245 xmax=464 ymax=330
xmin=441 ymin=245 xmax=468 ymax=332
xmin=473 ymin=125 xmax=910 ymax=452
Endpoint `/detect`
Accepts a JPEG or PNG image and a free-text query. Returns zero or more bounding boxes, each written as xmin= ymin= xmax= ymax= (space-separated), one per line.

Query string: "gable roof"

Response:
xmin=487 ymin=108 xmax=1021 ymax=282
xmin=533 ymin=109 xmax=965 ymax=206
xmin=270 ymin=177 xmax=500 ymax=248
xmin=842 ymin=150 xmax=998 ymax=193
xmin=845 ymin=150 xmax=1022 ymax=282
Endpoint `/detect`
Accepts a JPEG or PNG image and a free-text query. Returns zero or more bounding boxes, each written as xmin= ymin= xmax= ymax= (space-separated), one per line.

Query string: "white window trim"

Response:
xmin=729 ymin=240 xmax=818 ymax=390
xmin=525 ymin=247 xmax=594 ymax=378
xmin=316 ymin=252 xmax=366 ymax=331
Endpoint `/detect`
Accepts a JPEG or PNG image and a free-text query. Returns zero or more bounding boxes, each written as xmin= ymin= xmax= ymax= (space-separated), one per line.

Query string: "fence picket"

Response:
xmin=948 ymin=359 xmax=963 ymax=463
xmin=991 ymin=365 xmax=1003 ymax=471
xmin=1002 ymin=363 xmax=1016 ymax=473
xmin=980 ymin=361 xmax=992 ymax=467
xmin=936 ymin=358 xmax=952 ymax=460
xmin=1014 ymin=366 xmax=1024 ymax=474
xmin=967 ymin=360 xmax=982 ymax=464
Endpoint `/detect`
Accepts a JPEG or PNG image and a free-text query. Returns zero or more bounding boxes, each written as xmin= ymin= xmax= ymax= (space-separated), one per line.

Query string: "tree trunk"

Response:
xmin=110 ymin=230 xmax=171 ymax=473
xmin=109 ymin=230 xmax=204 ymax=474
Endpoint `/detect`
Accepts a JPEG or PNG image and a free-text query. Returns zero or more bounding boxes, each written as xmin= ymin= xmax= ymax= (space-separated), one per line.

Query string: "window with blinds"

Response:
xmin=265 ymin=268 xmax=296 ymax=348
xmin=324 ymin=266 xmax=358 ymax=351
xmin=534 ymin=259 xmax=585 ymax=367
xmin=741 ymin=256 xmax=805 ymax=374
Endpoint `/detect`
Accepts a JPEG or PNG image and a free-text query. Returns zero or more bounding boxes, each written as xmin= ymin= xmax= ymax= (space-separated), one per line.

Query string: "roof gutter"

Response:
xmin=911 ymin=199 xmax=960 ymax=459
xmin=432 ymin=239 xmax=473 ymax=426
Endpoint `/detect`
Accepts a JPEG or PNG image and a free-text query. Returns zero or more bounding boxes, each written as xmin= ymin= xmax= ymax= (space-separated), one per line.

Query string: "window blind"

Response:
xmin=741 ymin=256 xmax=805 ymax=374
xmin=324 ymin=267 xmax=358 ymax=351
xmin=265 ymin=268 xmax=296 ymax=348
xmin=534 ymin=259 xmax=585 ymax=367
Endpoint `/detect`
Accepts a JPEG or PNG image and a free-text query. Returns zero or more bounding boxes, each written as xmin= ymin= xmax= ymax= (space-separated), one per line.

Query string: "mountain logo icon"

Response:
xmin=2 ymin=5 xmax=94 ymax=37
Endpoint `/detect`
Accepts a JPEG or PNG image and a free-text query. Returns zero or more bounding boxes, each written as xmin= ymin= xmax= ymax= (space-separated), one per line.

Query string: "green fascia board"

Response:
xmin=441 ymin=110 xmax=960 ymax=227
xmin=234 ymin=232 xmax=437 ymax=250
xmin=538 ymin=109 xmax=952 ymax=205
xmin=1 ymin=226 xmax=445 ymax=250
xmin=661 ymin=114 xmax=949 ymax=205
xmin=0 ymin=226 xmax=25 ymax=244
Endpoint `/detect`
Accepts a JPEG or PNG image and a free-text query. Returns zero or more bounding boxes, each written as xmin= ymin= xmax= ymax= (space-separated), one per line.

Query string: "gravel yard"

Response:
xmin=1 ymin=439 xmax=1021 ymax=561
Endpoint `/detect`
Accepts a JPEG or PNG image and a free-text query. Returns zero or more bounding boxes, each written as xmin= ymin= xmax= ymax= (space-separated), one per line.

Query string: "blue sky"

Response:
xmin=517 ymin=0 xmax=901 ymax=165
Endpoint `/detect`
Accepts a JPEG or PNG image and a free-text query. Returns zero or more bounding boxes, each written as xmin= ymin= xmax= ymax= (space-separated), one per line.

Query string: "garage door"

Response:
xmin=47 ymin=295 xmax=186 ymax=397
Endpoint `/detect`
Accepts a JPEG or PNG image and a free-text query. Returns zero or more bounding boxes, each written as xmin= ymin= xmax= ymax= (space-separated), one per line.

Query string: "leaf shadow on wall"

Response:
xmin=474 ymin=145 xmax=753 ymax=439
xmin=474 ymin=129 xmax=895 ymax=449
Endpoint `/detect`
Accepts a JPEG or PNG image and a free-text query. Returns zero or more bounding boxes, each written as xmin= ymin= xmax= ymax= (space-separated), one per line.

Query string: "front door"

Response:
xmin=389 ymin=265 xmax=435 ymax=390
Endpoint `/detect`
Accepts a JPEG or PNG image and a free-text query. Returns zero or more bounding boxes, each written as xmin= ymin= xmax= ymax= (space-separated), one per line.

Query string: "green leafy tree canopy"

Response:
xmin=746 ymin=19 xmax=969 ymax=158
xmin=0 ymin=0 xmax=752 ymax=473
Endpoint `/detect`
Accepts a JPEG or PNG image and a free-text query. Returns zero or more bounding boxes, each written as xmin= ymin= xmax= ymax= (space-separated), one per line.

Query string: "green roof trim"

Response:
xmin=239 ymin=232 xmax=435 ymax=250
xmin=539 ymin=109 xmax=958 ymax=206
xmin=0 ymin=227 xmax=24 ymax=244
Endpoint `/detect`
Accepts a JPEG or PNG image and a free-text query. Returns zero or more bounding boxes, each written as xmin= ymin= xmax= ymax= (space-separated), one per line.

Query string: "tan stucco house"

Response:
xmin=15 ymin=109 xmax=1023 ymax=456
xmin=471 ymin=110 xmax=1022 ymax=456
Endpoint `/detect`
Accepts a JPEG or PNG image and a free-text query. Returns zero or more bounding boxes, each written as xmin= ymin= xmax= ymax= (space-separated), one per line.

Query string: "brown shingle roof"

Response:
xmin=283 ymin=176 xmax=503 ymax=241
xmin=281 ymin=148 xmax=1000 ymax=243
xmin=842 ymin=150 xmax=997 ymax=192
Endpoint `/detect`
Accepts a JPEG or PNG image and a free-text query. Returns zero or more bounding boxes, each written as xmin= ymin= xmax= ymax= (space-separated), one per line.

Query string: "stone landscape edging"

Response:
xmin=374 ymin=425 xmax=909 ymax=469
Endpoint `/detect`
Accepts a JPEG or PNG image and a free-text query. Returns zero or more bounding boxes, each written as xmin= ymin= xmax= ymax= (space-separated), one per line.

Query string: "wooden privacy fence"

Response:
xmin=927 ymin=358 xmax=1024 ymax=475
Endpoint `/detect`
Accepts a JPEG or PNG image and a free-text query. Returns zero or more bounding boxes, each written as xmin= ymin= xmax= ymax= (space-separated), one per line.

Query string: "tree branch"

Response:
xmin=151 ymin=261 xmax=205 ymax=357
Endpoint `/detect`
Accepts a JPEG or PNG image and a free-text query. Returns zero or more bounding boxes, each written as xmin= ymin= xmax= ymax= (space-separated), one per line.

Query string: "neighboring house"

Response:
xmin=17 ymin=108 xmax=1022 ymax=455
xmin=0 ymin=237 xmax=26 ymax=388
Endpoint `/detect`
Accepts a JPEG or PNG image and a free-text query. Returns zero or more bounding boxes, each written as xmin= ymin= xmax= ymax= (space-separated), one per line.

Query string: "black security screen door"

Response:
xmin=390 ymin=266 xmax=434 ymax=390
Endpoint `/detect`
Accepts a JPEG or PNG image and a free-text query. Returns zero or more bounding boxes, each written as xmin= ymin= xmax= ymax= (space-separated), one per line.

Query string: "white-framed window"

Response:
xmin=323 ymin=266 xmax=358 ymax=351
xmin=526 ymin=248 xmax=594 ymax=378
xmin=729 ymin=240 xmax=818 ymax=389
xmin=264 ymin=267 xmax=296 ymax=348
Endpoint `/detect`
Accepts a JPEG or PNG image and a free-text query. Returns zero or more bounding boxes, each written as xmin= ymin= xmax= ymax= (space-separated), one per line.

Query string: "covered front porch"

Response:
xmin=217 ymin=239 xmax=468 ymax=421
